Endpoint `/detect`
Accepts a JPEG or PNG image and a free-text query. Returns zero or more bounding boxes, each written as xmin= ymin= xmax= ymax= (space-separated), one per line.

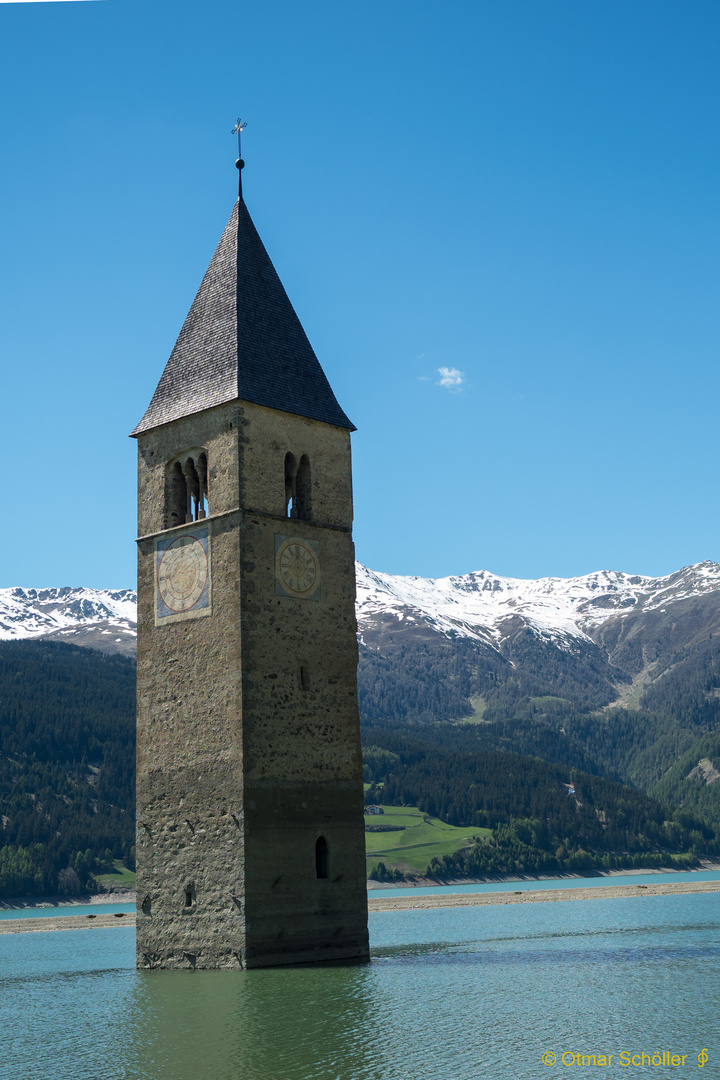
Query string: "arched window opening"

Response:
xmin=169 ymin=462 xmax=187 ymax=529
xmin=166 ymin=450 xmax=209 ymax=529
xmin=184 ymin=457 xmax=200 ymax=523
xmin=315 ymin=835 xmax=329 ymax=879
xmin=295 ymin=455 xmax=312 ymax=522
xmin=197 ymin=453 xmax=208 ymax=518
xmin=284 ymin=452 xmax=296 ymax=518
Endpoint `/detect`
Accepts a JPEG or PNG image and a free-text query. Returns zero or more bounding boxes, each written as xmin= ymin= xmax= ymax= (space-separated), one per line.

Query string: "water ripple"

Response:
xmin=0 ymin=894 xmax=718 ymax=1080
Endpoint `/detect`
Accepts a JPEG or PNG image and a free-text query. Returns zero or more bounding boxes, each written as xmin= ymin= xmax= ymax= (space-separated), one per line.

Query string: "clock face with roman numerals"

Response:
xmin=155 ymin=525 xmax=211 ymax=623
xmin=158 ymin=535 xmax=208 ymax=612
xmin=275 ymin=536 xmax=320 ymax=599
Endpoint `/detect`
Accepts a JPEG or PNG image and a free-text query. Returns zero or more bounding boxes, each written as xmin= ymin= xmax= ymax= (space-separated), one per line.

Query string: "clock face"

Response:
xmin=275 ymin=536 xmax=320 ymax=599
xmin=158 ymin=534 xmax=209 ymax=613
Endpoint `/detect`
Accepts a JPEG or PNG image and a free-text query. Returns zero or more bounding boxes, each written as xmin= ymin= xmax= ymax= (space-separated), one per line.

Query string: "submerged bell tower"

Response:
xmin=131 ymin=142 xmax=369 ymax=969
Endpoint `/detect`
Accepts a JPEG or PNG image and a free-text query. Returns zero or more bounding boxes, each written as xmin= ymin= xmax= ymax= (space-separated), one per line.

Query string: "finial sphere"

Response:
xmin=236 ymin=158 xmax=245 ymax=170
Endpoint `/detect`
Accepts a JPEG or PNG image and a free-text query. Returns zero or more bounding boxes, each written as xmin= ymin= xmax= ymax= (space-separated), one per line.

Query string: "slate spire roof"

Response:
xmin=131 ymin=196 xmax=354 ymax=435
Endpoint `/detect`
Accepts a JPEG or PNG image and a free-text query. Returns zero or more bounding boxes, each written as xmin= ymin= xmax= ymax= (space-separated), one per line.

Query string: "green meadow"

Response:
xmin=94 ymin=860 xmax=136 ymax=893
xmin=364 ymin=804 xmax=490 ymax=876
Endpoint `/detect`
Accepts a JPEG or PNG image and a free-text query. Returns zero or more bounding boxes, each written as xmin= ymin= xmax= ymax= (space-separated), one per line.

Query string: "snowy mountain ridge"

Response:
xmin=0 ymin=587 xmax=137 ymax=655
xmin=2 ymin=561 xmax=720 ymax=656
xmin=355 ymin=560 xmax=720 ymax=648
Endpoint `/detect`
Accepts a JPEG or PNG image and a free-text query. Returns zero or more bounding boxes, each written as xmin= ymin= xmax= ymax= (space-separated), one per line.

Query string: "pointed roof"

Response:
xmin=131 ymin=198 xmax=354 ymax=436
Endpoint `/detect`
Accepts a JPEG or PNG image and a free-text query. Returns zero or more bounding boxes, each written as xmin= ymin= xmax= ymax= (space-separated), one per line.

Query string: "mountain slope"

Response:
xmin=4 ymin=562 xmax=720 ymax=827
xmin=361 ymin=726 xmax=720 ymax=879
xmin=5 ymin=561 xmax=720 ymax=667
xmin=0 ymin=640 xmax=135 ymax=897
xmin=355 ymin=561 xmax=720 ymax=650
xmin=0 ymin=587 xmax=136 ymax=656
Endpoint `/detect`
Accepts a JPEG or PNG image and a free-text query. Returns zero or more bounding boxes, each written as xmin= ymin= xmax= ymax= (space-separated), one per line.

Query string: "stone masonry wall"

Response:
xmin=136 ymin=403 xmax=246 ymax=968
xmin=237 ymin=403 xmax=368 ymax=966
xmin=135 ymin=399 xmax=368 ymax=968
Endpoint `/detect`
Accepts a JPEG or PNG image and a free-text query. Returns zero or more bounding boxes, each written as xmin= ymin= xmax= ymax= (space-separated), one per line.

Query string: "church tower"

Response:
xmin=131 ymin=153 xmax=369 ymax=969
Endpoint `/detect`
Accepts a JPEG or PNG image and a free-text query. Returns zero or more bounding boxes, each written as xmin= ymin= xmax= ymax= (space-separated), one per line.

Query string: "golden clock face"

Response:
xmin=158 ymin=534 xmax=209 ymax=613
xmin=275 ymin=537 xmax=320 ymax=598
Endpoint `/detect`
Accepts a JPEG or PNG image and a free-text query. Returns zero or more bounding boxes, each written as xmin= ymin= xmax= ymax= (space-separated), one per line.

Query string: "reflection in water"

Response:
xmin=1 ymin=895 xmax=719 ymax=1080
xmin=123 ymin=963 xmax=380 ymax=1080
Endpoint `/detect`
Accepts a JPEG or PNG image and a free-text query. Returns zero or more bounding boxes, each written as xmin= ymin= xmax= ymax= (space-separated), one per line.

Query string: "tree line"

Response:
xmin=362 ymin=726 xmax=719 ymax=878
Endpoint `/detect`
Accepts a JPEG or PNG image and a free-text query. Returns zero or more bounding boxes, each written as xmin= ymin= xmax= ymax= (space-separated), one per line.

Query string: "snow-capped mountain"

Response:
xmin=355 ymin=561 xmax=720 ymax=650
xmin=0 ymin=587 xmax=137 ymax=656
xmin=3 ymin=561 xmax=720 ymax=660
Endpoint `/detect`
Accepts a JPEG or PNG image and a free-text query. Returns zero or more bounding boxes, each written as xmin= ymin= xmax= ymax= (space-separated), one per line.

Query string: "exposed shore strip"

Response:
xmin=367 ymin=879 xmax=720 ymax=912
xmin=0 ymin=912 xmax=135 ymax=934
xmin=0 ymin=880 xmax=718 ymax=934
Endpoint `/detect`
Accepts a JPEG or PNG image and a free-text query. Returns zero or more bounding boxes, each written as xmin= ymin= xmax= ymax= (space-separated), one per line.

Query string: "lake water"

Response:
xmin=5 ymin=868 xmax=720 ymax=923
xmin=0 ymin=901 xmax=135 ymax=920
xmin=1 ymin=892 xmax=718 ymax=1080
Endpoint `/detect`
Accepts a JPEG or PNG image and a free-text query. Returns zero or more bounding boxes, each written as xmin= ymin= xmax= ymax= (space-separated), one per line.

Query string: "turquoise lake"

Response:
xmin=1 ymin=891 xmax=719 ymax=1080
xmin=4 ymin=868 xmax=720 ymax=921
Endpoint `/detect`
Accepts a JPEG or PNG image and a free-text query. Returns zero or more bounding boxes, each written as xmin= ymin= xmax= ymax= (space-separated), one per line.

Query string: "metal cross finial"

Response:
xmin=232 ymin=118 xmax=248 ymax=158
xmin=232 ymin=118 xmax=248 ymax=197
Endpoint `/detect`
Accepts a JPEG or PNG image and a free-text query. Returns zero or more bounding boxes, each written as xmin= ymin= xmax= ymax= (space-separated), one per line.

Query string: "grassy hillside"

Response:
xmin=364 ymin=804 xmax=490 ymax=877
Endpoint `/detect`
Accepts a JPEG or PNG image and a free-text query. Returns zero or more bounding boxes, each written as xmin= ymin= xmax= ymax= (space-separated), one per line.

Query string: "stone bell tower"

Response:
xmin=130 ymin=150 xmax=369 ymax=969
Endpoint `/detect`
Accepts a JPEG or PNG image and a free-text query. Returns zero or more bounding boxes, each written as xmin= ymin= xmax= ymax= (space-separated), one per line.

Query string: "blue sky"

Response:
xmin=2 ymin=0 xmax=719 ymax=588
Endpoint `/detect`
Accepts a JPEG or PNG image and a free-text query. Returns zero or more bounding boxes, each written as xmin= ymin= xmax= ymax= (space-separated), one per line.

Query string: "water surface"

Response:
xmin=5 ymin=868 xmax=719 ymax=922
xmin=1 ymin=892 xmax=718 ymax=1080
xmin=0 ymin=901 xmax=135 ymax=920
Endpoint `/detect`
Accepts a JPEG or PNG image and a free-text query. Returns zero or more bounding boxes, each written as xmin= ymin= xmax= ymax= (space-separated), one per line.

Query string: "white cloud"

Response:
xmin=436 ymin=366 xmax=465 ymax=390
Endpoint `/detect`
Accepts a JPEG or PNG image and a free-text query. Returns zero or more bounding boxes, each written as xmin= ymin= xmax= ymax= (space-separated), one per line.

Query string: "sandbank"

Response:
xmin=367 ymin=878 xmax=720 ymax=911
xmin=1 ymin=878 xmax=718 ymax=933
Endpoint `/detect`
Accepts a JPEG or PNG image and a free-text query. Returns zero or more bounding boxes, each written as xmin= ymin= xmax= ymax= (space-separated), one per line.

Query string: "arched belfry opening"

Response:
xmin=315 ymin=836 xmax=329 ymax=879
xmin=295 ymin=455 xmax=311 ymax=521
xmin=284 ymin=452 xmax=296 ymax=518
xmin=167 ymin=451 xmax=208 ymax=529
xmin=284 ymin=452 xmax=312 ymax=521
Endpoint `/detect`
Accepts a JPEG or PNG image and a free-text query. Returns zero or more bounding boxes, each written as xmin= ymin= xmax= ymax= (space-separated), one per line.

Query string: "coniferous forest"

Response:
xmin=2 ymin=617 xmax=720 ymax=895
xmin=362 ymin=727 xmax=718 ymax=878
xmin=0 ymin=641 xmax=135 ymax=897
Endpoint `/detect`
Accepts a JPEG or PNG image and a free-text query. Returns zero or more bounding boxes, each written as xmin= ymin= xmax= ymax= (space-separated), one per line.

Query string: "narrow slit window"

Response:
xmin=315 ymin=836 xmax=329 ymax=879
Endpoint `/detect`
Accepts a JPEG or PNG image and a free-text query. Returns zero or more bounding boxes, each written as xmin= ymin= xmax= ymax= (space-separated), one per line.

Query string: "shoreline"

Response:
xmin=0 ymin=891 xmax=134 ymax=911
xmin=368 ymin=878 xmax=720 ymax=912
xmin=0 ymin=911 xmax=135 ymax=934
xmin=1 ymin=879 xmax=718 ymax=934
xmin=2 ymin=862 xmax=720 ymax=910
xmin=366 ymin=859 xmax=720 ymax=890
